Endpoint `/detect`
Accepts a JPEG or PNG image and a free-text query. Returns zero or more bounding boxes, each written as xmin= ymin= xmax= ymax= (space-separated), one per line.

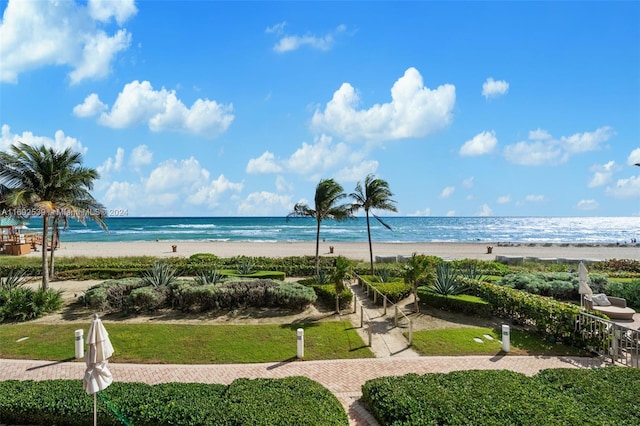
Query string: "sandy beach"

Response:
xmin=24 ymin=240 xmax=640 ymax=262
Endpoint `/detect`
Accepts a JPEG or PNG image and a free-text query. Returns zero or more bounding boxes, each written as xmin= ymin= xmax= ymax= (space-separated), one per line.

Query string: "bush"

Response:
xmin=417 ymin=288 xmax=492 ymax=317
xmin=298 ymin=279 xmax=353 ymax=309
xmin=141 ymin=261 xmax=177 ymax=287
xmin=358 ymin=275 xmax=412 ymax=303
xmin=605 ymin=279 xmax=640 ymax=310
xmin=0 ymin=377 xmax=348 ymax=426
xmin=498 ymin=272 xmax=609 ymax=301
xmin=0 ymin=287 xmax=63 ymax=323
xmin=361 ymin=367 xmax=639 ymax=426
xmin=82 ymin=278 xmax=143 ymax=311
xmin=127 ymin=286 xmax=168 ymax=312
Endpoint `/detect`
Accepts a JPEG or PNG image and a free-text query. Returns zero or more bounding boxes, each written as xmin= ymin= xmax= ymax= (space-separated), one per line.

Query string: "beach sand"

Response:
xmin=24 ymin=240 xmax=640 ymax=262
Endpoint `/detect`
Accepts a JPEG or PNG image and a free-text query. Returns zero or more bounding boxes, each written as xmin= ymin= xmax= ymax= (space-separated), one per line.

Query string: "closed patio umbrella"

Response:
xmin=83 ymin=313 xmax=114 ymax=426
xmin=578 ymin=261 xmax=593 ymax=307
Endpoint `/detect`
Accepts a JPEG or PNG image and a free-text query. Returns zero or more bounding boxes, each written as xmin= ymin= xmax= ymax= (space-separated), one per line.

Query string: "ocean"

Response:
xmin=21 ymin=216 xmax=640 ymax=244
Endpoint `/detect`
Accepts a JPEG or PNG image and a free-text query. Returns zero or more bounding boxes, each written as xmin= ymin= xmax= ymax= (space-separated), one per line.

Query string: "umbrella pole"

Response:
xmin=94 ymin=392 xmax=97 ymax=426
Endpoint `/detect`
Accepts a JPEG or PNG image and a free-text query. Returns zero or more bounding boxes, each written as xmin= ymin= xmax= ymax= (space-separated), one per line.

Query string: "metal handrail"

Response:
xmin=577 ymin=311 xmax=639 ymax=368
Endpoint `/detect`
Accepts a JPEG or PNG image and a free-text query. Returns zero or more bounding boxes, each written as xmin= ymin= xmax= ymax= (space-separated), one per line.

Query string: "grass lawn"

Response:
xmin=0 ymin=321 xmax=374 ymax=363
xmin=408 ymin=327 xmax=589 ymax=357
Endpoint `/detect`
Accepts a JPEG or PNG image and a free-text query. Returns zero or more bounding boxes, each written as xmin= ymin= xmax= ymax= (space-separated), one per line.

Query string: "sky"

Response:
xmin=1 ymin=0 xmax=639 ymax=218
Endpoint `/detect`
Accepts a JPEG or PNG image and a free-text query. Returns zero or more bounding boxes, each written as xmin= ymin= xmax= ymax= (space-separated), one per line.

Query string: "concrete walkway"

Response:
xmin=0 ymin=282 xmax=610 ymax=425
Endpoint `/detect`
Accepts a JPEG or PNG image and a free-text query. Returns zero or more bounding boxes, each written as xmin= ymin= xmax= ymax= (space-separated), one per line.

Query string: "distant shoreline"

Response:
xmin=25 ymin=240 xmax=640 ymax=262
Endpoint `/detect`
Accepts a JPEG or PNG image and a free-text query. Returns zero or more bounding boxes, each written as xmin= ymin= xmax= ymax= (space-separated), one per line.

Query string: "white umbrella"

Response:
xmin=578 ymin=261 xmax=593 ymax=307
xmin=83 ymin=313 xmax=114 ymax=426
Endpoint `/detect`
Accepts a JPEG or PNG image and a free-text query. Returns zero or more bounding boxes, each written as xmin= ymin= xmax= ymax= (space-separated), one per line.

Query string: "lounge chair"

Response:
xmin=584 ymin=294 xmax=636 ymax=321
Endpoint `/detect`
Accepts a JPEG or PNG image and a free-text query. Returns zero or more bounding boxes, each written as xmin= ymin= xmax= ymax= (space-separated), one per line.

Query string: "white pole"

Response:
xmin=502 ymin=325 xmax=510 ymax=352
xmin=75 ymin=329 xmax=84 ymax=359
xmin=296 ymin=328 xmax=304 ymax=359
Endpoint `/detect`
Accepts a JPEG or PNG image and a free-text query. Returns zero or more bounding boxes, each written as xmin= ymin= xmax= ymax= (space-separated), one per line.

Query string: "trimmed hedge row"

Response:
xmin=296 ymin=278 xmax=353 ymax=309
xmin=357 ymin=275 xmax=412 ymax=303
xmin=362 ymin=367 xmax=639 ymax=426
xmin=0 ymin=377 xmax=348 ymax=426
xmin=416 ymin=288 xmax=492 ymax=317
xmin=497 ymin=272 xmax=609 ymax=300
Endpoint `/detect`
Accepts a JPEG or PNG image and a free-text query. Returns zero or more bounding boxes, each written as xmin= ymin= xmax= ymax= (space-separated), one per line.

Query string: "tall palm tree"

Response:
xmin=350 ymin=174 xmax=397 ymax=274
xmin=0 ymin=143 xmax=106 ymax=290
xmin=288 ymin=178 xmax=353 ymax=274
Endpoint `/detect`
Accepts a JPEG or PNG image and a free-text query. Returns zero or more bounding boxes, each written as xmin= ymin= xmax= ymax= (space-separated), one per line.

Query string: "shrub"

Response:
xmin=82 ymin=278 xmax=142 ymax=311
xmin=358 ymin=275 xmax=412 ymax=303
xmin=0 ymin=269 xmax=31 ymax=289
xmin=605 ymin=279 xmax=640 ymax=310
xmin=194 ymin=268 xmax=225 ymax=285
xmin=303 ymin=282 xmax=352 ymax=309
xmin=0 ymin=287 xmax=63 ymax=323
xmin=417 ymin=288 xmax=492 ymax=317
xmin=141 ymin=261 xmax=177 ymax=287
xmin=431 ymin=262 xmax=467 ymax=296
xmin=127 ymin=286 xmax=168 ymax=312
xmin=498 ymin=272 xmax=609 ymax=301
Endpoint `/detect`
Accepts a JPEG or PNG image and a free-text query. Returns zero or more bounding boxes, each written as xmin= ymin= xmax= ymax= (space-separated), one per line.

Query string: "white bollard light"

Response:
xmin=296 ymin=328 xmax=304 ymax=359
xmin=75 ymin=329 xmax=84 ymax=359
xmin=501 ymin=325 xmax=510 ymax=353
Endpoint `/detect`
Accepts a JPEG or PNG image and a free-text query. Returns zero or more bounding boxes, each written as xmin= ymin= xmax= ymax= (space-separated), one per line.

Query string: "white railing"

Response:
xmin=577 ymin=311 xmax=639 ymax=368
xmin=355 ymin=274 xmax=413 ymax=345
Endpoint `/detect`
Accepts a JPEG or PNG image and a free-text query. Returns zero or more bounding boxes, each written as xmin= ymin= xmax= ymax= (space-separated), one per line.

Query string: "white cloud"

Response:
xmin=606 ymin=176 xmax=640 ymax=198
xmin=440 ymin=186 xmax=455 ymax=198
xmin=188 ymin=174 xmax=244 ymax=207
xmin=0 ymin=0 xmax=136 ymax=84
xmin=525 ymin=194 xmax=545 ymax=202
xmin=130 ymin=145 xmax=153 ymax=167
xmin=460 ymin=131 xmax=497 ymax=156
xmin=446 ymin=210 xmax=456 ymax=217
xmin=503 ymin=126 xmax=613 ymax=166
xmin=476 ymin=204 xmax=493 ymax=216
xmin=97 ymin=147 xmax=124 ymax=175
xmin=482 ymin=77 xmax=509 ymax=99
xmin=286 ymin=134 xmax=351 ymax=176
xmin=497 ymin=195 xmax=511 ymax=204
xmin=246 ymin=151 xmax=283 ymax=174
xmin=237 ymin=192 xmax=292 ymax=215
xmin=311 ymin=67 xmax=455 ymax=142
xmin=94 ymin=80 xmax=234 ymax=137
xmin=73 ymin=93 xmax=108 ymax=117
xmin=275 ymin=176 xmax=292 ymax=192
xmin=271 ymin=24 xmax=346 ymax=53
xmin=408 ymin=208 xmax=431 ymax=217
xmin=588 ymin=161 xmax=616 ymax=187
xmin=627 ymin=148 xmax=640 ymax=166
xmin=462 ymin=177 xmax=474 ymax=188
xmin=334 ymin=160 xmax=379 ymax=183
xmin=0 ymin=124 xmax=86 ymax=154
xmin=577 ymin=199 xmax=599 ymax=211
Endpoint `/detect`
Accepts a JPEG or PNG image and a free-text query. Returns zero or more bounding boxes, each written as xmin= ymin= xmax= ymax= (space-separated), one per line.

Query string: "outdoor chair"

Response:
xmin=584 ymin=294 xmax=636 ymax=321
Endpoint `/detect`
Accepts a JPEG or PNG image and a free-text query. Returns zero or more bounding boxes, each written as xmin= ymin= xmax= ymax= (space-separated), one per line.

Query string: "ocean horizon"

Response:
xmin=21 ymin=216 xmax=640 ymax=245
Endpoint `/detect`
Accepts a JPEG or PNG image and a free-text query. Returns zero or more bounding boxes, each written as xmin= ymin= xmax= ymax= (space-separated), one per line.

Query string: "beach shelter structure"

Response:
xmin=83 ymin=314 xmax=114 ymax=426
xmin=578 ymin=261 xmax=593 ymax=307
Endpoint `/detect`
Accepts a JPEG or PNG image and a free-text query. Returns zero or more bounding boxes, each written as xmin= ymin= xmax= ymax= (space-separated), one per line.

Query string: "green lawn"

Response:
xmin=408 ymin=327 xmax=588 ymax=357
xmin=0 ymin=321 xmax=374 ymax=363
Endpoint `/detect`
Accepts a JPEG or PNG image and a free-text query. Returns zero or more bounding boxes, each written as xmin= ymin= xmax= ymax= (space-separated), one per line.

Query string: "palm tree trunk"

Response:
xmin=49 ymin=216 xmax=58 ymax=278
xmin=366 ymin=211 xmax=373 ymax=275
xmin=41 ymin=214 xmax=50 ymax=290
xmin=315 ymin=218 xmax=321 ymax=274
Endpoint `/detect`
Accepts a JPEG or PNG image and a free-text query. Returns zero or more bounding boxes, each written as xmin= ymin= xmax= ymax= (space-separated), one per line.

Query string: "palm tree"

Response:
xmin=350 ymin=174 xmax=397 ymax=275
xmin=0 ymin=143 xmax=106 ymax=290
xmin=288 ymin=178 xmax=353 ymax=274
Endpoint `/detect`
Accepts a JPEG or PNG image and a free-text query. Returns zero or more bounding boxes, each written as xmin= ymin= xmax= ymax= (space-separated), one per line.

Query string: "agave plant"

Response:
xmin=431 ymin=262 xmax=467 ymax=296
xmin=236 ymin=259 xmax=255 ymax=275
xmin=141 ymin=261 xmax=177 ymax=287
xmin=314 ymin=269 xmax=330 ymax=285
xmin=376 ymin=268 xmax=392 ymax=283
xmin=195 ymin=268 xmax=224 ymax=285
xmin=0 ymin=269 xmax=31 ymax=290
xmin=457 ymin=259 xmax=485 ymax=282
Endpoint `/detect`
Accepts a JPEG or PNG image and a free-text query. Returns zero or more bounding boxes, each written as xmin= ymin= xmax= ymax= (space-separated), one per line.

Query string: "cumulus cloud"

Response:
xmin=0 ymin=124 xmax=86 ymax=153
xmin=237 ymin=192 xmax=292 ymax=215
xmin=497 ymin=195 xmax=511 ymax=204
xmin=504 ymin=126 xmax=614 ymax=166
xmin=276 ymin=175 xmax=293 ymax=192
xmin=440 ymin=186 xmax=455 ymax=198
xmin=84 ymin=81 xmax=234 ymax=137
xmin=97 ymin=147 xmax=124 ymax=175
xmin=311 ymin=67 xmax=455 ymax=142
xmin=588 ymin=161 xmax=616 ymax=187
xmin=269 ymin=23 xmax=346 ymax=53
xmin=246 ymin=151 xmax=283 ymax=174
xmin=0 ymin=0 xmax=136 ymax=84
xmin=577 ymin=199 xmax=599 ymax=211
xmin=525 ymin=194 xmax=545 ymax=202
xmin=627 ymin=148 xmax=640 ymax=166
xmin=334 ymin=160 xmax=379 ymax=183
xmin=476 ymin=204 xmax=493 ymax=217
xmin=462 ymin=177 xmax=474 ymax=188
xmin=73 ymin=93 xmax=108 ymax=117
xmin=460 ymin=131 xmax=497 ymax=156
xmin=606 ymin=176 xmax=640 ymax=198
xmin=482 ymin=78 xmax=509 ymax=99
xmin=286 ymin=134 xmax=352 ymax=176
xmin=408 ymin=208 xmax=431 ymax=217
xmin=130 ymin=144 xmax=152 ymax=167
xmin=446 ymin=210 xmax=456 ymax=217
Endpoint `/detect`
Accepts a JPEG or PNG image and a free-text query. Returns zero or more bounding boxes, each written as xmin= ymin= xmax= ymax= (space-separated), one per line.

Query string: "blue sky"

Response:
xmin=1 ymin=1 xmax=639 ymax=217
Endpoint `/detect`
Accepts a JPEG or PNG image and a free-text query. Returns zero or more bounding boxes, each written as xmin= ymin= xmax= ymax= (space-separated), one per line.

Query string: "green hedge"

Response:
xmin=296 ymin=279 xmax=353 ymax=309
xmin=0 ymin=377 xmax=348 ymax=425
xmin=0 ymin=287 xmax=63 ymax=323
xmin=497 ymin=272 xmax=609 ymax=300
xmin=357 ymin=275 xmax=412 ymax=303
xmin=416 ymin=288 xmax=492 ymax=317
xmin=362 ymin=367 xmax=639 ymax=426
